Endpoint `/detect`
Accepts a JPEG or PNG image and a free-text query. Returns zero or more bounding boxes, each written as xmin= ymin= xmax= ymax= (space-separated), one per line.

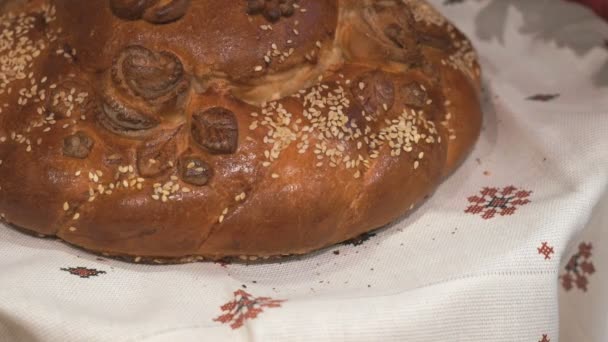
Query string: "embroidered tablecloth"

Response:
xmin=1 ymin=1 xmax=607 ymax=341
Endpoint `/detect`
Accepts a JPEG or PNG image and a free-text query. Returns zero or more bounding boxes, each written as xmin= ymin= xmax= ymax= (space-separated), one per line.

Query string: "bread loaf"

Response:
xmin=0 ymin=0 xmax=482 ymax=262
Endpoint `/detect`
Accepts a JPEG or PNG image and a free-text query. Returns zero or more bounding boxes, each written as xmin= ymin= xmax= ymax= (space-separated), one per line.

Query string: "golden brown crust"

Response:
xmin=0 ymin=0 xmax=482 ymax=261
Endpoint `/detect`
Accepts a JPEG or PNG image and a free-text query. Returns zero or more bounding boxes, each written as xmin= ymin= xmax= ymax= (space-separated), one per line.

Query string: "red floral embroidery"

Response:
xmin=560 ymin=242 xmax=595 ymax=292
xmin=60 ymin=267 xmax=106 ymax=278
xmin=465 ymin=186 xmax=532 ymax=219
xmin=214 ymin=290 xmax=285 ymax=329
xmin=537 ymin=242 xmax=555 ymax=260
xmin=539 ymin=334 xmax=550 ymax=342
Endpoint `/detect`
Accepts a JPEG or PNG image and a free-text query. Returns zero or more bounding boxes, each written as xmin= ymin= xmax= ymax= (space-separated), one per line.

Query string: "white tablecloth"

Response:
xmin=1 ymin=1 xmax=607 ymax=341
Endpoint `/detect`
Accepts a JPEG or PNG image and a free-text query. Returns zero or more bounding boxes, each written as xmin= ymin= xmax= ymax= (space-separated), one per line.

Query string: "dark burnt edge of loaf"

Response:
xmin=342 ymin=232 xmax=377 ymax=246
xmin=0 ymin=220 xmax=287 ymax=264
xmin=2 ymin=221 xmax=58 ymax=240
xmin=0 ymin=220 xmax=382 ymax=265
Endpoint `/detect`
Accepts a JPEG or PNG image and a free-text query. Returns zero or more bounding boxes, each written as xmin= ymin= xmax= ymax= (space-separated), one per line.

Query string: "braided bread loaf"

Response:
xmin=0 ymin=0 xmax=482 ymax=262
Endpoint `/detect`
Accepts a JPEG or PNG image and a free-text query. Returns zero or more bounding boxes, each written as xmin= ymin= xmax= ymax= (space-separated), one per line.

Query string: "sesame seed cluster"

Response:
xmin=405 ymin=0 xmax=447 ymax=27
xmin=407 ymin=0 xmax=480 ymax=82
xmin=63 ymin=165 xmax=146 ymax=231
xmin=443 ymin=32 xmax=479 ymax=83
xmin=252 ymin=4 xmax=323 ymax=74
xmin=0 ymin=5 xmax=57 ymax=94
xmin=0 ymin=5 xmax=66 ymax=154
xmin=249 ymin=74 xmax=441 ymax=179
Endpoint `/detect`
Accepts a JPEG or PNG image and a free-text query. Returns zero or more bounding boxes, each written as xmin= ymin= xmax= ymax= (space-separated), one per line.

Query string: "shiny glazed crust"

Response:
xmin=0 ymin=0 xmax=482 ymax=263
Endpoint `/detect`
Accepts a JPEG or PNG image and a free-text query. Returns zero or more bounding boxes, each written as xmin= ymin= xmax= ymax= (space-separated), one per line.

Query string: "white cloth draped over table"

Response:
xmin=0 ymin=0 xmax=607 ymax=341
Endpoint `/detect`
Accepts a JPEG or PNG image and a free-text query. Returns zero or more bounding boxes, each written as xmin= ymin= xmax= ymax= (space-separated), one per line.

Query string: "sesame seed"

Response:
xmin=68 ymin=227 xmax=77 ymax=232
xmin=235 ymin=192 xmax=247 ymax=201
xmin=63 ymin=202 xmax=69 ymax=211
